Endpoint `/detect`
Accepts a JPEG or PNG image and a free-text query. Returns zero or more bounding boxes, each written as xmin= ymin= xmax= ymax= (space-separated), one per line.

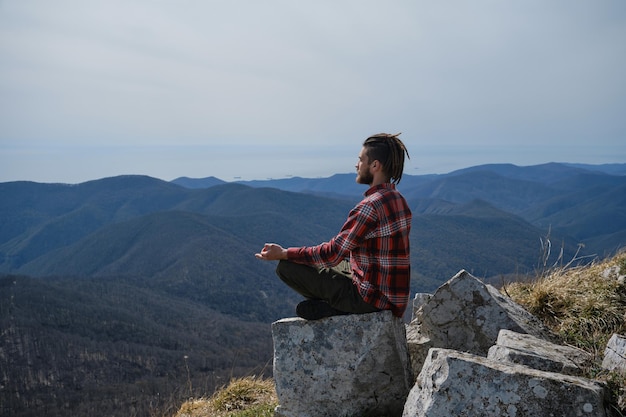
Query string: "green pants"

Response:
xmin=276 ymin=260 xmax=380 ymax=314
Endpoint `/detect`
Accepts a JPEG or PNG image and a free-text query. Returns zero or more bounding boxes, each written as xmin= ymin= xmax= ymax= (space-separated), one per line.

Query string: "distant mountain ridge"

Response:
xmin=3 ymin=162 xmax=625 ymax=283
xmin=174 ymin=162 xmax=626 ymax=257
xmin=171 ymin=175 xmax=226 ymax=189
xmin=171 ymin=162 xmax=623 ymax=193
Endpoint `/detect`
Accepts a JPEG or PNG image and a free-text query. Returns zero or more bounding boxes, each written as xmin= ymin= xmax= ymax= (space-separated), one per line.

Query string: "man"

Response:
xmin=255 ymin=133 xmax=412 ymax=320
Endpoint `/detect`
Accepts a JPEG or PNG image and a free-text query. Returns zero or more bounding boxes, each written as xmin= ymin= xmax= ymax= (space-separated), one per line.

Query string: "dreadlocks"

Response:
xmin=362 ymin=132 xmax=410 ymax=184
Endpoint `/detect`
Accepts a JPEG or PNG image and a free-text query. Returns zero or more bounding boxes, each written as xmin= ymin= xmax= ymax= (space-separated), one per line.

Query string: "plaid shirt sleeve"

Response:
xmin=287 ymin=184 xmax=412 ymax=317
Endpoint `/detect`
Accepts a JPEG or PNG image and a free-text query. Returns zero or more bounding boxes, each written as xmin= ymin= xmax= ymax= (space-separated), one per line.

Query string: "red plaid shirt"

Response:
xmin=287 ymin=183 xmax=412 ymax=317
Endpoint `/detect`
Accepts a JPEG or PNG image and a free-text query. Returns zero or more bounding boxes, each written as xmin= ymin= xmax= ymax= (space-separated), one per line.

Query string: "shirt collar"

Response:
xmin=364 ymin=182 xmax=396 ymax=196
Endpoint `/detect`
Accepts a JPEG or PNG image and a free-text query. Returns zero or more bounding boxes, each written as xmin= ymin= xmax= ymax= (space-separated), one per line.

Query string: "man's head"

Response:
xmin=357 ymin=133 xmax=410 ymax=185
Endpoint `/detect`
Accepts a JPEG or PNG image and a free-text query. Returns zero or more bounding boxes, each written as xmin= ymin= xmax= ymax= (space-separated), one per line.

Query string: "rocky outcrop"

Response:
xmin=405 ymin=324 xmax=434 ymax=380
xmin=404 ymin=348 xmax=607 ymax=417
xmin=603 ymin=334 xmax=626 ymax=374
xmin=411 ymin=293 xmax=432 ymax=319
xmin=272 ymin=269 xmax=619 ymax=416
xmin=602 ymin=333 xmax=626 ymax=409
xmin=271 ymin=311 xmax=412 ymax=417
xmin=407 ymin=269 xmax=559 ymax=378
xmin=488 ymin=329 xmax=593 ymax=376
xmin=410 ymin=270 xmax=557 ymax=358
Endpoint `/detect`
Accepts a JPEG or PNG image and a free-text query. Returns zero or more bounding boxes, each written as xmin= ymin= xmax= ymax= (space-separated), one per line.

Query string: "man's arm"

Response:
xmin=255 ymin=243 xmax=288 ymax=261
xmin=255 ymin=198 xmax=376 ymax=266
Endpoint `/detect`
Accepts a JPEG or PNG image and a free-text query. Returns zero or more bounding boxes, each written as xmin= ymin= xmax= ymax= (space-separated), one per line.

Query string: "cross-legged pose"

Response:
xmin=255 ymin=133 xmax=411 ymax=320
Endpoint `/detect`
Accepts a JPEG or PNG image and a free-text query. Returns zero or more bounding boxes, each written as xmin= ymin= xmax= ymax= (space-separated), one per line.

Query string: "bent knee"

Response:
xmin=276 ymin=260 xmax=312 ymax=284
xmin=275 ymin=259 xmax=290 ymax=275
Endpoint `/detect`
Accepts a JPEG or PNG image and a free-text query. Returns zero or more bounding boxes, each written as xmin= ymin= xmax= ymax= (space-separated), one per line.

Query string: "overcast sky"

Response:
xmin=1 ymin=1 xmax=624 ymax=184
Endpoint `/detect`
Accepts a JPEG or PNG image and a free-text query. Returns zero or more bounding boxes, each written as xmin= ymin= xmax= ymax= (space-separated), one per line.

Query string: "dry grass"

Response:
xmin=174 ymin=376 xmax=277 ymax=417
xmin=504 ymin=250 xmax=626 ymax=357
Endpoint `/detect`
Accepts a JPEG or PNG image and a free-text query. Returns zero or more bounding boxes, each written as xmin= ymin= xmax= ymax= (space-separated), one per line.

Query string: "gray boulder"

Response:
xmin=411 ymin=292 xmax=432 ymax=321
xmin=602 ymin=265 xmax=626 ymax=285
xmin=272 ymin=310 xmax=413 ymax=417
xmin=403 ymin=348 xmax=607 ymax=417
xmin=405 ymin=324 xmax=433 ymax=380
xmin=488 ymin=329 xmax=593 ymax=376
xmin=411 ymin=270 xmax=557 ymax=358
xmin=602 ymin=333 xmax=626 ymax=374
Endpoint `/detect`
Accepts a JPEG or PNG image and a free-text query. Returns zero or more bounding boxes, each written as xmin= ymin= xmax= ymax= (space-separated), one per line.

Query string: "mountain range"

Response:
xmin=1 ymin=162 xmax=624 ymax=416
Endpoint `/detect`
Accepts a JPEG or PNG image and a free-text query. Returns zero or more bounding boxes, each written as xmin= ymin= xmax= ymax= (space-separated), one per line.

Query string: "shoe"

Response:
xmin=296 ymin=300 xmax=348 ymax=320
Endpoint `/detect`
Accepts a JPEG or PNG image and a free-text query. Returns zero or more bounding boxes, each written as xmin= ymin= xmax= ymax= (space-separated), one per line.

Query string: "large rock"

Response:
xmin=403 ymin=348 xmax=608 ymax=417
xmin=411 ymin=293 xmax=432 ymax=321
xmin=602 ymin=265 xmax=626 ymax=285
xmin=602 ymin=333 xmax=626 ymax=374
xmin=411 ymin=270 xmax=557 ymax=357
xmin=272 ymin=310 xmax=413 ymax=417
xmin=405 ymin=324 xmax=433 ymax=379
xmin=488 ymin=329 xmax=593 ymax=376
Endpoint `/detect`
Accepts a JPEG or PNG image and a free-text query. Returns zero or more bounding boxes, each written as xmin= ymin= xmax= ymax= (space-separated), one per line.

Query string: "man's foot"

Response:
xmin=296 ymin=300 xmax=348 ymax=320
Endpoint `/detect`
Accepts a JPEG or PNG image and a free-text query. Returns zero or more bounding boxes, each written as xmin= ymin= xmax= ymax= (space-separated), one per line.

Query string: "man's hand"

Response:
xmin=255 ymin=243 xmax=288 ymax=261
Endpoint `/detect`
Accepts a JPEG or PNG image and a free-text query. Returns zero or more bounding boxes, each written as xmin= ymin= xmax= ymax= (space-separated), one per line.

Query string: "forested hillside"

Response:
xmin=1 ymin=273 xmax=274 ymax=417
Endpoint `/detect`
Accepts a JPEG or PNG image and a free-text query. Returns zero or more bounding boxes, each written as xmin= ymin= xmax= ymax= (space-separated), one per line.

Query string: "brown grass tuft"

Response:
xmin=174 ymin=376 xmax=277 ymax=417
xmin=504 ymin=250 xmax=626 ymax=357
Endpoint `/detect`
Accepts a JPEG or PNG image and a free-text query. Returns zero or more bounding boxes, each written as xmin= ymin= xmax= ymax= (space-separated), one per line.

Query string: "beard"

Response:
xmin=356 ymin=170 xmax=373 ymax=185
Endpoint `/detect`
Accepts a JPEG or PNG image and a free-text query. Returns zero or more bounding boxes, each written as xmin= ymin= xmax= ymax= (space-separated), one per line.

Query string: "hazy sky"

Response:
xmin=1 ymin=1 xmax=625 ymax=184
